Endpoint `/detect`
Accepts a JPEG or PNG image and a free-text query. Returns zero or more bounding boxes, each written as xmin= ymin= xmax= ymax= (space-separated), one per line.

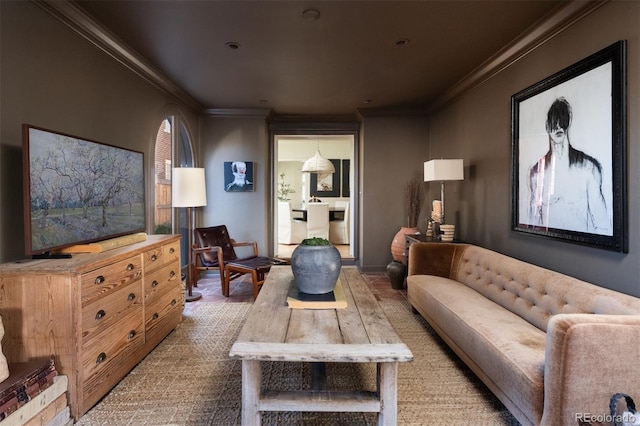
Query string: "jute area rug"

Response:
xmin=76 ymin=283 xmax=521 ymax=425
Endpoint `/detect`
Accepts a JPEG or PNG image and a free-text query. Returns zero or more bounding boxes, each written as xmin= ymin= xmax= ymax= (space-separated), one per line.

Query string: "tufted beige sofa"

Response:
xmin=407 ymin=242 xmax=640 ymax=426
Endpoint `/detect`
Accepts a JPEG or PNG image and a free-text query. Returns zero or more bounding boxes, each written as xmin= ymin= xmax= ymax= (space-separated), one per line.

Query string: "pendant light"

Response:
xmin=301 ymin=140 xmax=335 ymax=179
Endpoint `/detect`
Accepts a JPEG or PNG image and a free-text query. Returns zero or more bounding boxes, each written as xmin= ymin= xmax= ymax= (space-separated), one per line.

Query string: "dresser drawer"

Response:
xmin=145 ymin=286 xmax=183 ymax=348
xmin=82 ymin=281 xmax=143 ymax=345
xmin=163 ymin=239 xmax=181 ymax=266
xmin=81 ymin=308 xmax=144 ymax=397
xmin=146 ymin=286 xmax=182 ymax=334
xmin=144 ymin=262 xmax=180 ymax=302
xmin=81 ymin=255 xmax=142 ymax=306
xmin=143 ymin=240 xmax=181 ymax=274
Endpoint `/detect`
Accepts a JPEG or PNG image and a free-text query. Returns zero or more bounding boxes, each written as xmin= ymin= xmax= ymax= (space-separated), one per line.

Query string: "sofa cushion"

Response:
xmin=451 ymin=245 xmax=640 ymax=332
xmin=408 ymin=275 xmax=545 ymax=425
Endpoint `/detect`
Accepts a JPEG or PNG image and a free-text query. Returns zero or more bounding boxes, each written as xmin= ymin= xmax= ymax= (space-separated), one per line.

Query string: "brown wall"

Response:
xmin=358 ymin=113 xmax=430 ymax=270
xmin=427 ymin=1 xmax=640 ymax=296
xmin=1 ymin=1 xmax=638 ymax=297
xmin=199 ymin=113 xmax=272 ymax=253
xmin=0 ymin=2 xmax=199 ymax=261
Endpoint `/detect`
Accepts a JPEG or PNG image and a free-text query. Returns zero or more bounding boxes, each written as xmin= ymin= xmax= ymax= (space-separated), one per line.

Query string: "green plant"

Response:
xmin=154 ymin=222 xmax=172 ymax=234
xmin=301 ymin=237 xmax=331 ymax=246
xmin=277 ymin=172 xmax=296 ymax=201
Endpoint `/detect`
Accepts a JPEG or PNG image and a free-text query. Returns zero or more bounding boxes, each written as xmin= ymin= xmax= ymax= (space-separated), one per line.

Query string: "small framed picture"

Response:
xmin=224 ymin=161 xmax=254 ymax=192
xmin=310 ymin=159 xmax=340 ymax=197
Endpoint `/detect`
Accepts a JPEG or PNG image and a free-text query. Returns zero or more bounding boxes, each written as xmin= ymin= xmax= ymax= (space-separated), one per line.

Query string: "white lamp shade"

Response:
xmin=172 ymin=167 xmax=207 ymax=207
xmin=301 ymin=151 xmax=335 ymax=175
xmin=424 ymin=159 xmax=464 ymax=182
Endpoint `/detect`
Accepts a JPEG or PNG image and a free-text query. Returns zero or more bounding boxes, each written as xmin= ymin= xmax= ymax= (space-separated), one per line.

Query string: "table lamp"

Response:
xmin=172 ymin=167 xmax=207 ymax=302
xmin=424 ymin=159 xmax=464 ymax=225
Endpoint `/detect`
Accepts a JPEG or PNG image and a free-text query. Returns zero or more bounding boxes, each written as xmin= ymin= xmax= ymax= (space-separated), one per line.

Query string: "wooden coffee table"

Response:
xmin=229 ymin=266 xmax=413 ymax=425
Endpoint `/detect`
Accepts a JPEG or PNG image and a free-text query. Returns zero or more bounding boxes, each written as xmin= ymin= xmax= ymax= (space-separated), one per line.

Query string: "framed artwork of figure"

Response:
xmin=511 ymin=41 xmax=626 ymax=252
xmin=224 ymin=161 xmax=254 ymax=192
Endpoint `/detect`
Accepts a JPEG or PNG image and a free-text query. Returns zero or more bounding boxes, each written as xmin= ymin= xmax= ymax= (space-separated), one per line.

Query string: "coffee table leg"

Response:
xmin=310 ymin=362 xmax=327 ymax=390
xmin=377 ymin=362 xmax=398 ymax=426
xmin=242 ymin=360 xmax=261 ymax=425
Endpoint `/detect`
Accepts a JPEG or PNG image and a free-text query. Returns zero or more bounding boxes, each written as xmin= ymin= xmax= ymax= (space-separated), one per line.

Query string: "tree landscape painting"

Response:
xmin=25 ymin=126 xmax=145 ymax=255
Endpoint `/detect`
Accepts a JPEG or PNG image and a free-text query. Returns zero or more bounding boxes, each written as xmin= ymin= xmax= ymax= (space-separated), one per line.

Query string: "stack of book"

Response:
xmin=0 ymin=358 xmax=70 ymax=425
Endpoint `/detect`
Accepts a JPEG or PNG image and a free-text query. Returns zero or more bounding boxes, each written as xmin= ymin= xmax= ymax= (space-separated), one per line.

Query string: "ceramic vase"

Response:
xmin=386 ymin=261 xmax=406 ymax=290
xmin=390 ymin=227 xmax=418 ymax=264
xmin=440 ymin=224 xmax=455 ymax=241
xmin=291 ymin=244 xmax=342 ymax=294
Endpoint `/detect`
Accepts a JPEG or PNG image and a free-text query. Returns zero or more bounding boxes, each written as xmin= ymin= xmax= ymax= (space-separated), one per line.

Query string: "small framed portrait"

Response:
xmin=511 ymin=41 xmax=626 ymax=252
xmin=224 ymin=161 xmax=254 ymax=192
xmin=310 ymin=159 xmax=340 ymax=197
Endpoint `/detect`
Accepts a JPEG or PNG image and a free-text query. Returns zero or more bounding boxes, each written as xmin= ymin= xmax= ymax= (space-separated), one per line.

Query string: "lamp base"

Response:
xmin=186 ymin=291 xmax=203 ymax=302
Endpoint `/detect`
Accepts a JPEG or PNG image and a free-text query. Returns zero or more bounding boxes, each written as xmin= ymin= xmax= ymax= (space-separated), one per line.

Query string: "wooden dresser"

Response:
xmin=0 ymin=234 xmax=183 ymax=420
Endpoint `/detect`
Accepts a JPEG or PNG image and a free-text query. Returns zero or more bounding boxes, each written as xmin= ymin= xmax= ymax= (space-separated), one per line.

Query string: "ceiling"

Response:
xmin=74 ymin=0 xmax=565 ymax=116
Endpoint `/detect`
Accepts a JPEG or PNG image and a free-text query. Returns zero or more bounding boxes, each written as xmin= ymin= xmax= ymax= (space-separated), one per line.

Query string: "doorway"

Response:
xmin=273 ymin=134 xmax=357 ymax=262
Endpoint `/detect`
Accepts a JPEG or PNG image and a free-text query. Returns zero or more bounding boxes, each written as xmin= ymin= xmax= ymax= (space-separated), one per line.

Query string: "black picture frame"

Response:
xmin=341 ymin=159 xmax=350 ymax=198
xmin=511 ymin=40 xmax=627 ymax=252
xmin=224 ymin=161 xmax=255 ymax=192
xmin=310 ymin=159 xmax=340 ymax=197
xmin=23 ymin=124 xmax=146 ymax=256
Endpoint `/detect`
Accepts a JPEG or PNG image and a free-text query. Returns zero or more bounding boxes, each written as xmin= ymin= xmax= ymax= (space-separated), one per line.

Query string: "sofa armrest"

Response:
xmin=542 ymin=314 xmax=640 ymax=425
xmin=407 ymin=242 xmax=466 ymax=278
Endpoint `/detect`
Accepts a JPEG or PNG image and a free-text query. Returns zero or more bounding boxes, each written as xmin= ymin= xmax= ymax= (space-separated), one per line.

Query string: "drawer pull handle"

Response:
xmin=95 ymin=310 xmax=106 ymax=320
xmin=151 ymin=254 xmax=158 ymax=261
xmin=128 ymin=330 xmax=136 ymax=339
xmin=169 ymin=271 xmax=176 ymax=278
xmin=126 ymin=263 xmax=134 ymax=271
xmin=152 ymin=280 xmax=159 ymax=288
xmin=152 ymin=313 xmax=159 ymax=321
xmin=171 ymin=299 xmax=177 ymax=306
xmin=96 ymin=352 xmax=107 ymax=364
xmin=169 ymin=247 xmax=175 ymax=254
xmin=95 ymin=275 xmax=105 ymax=285
xmin=128 ymin=293 xmax=136 ymax=301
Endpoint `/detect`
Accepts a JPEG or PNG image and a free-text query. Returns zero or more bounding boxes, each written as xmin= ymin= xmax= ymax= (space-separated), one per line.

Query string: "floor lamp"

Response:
xmin=172 ymin=167 xmax=207 ymax=302
xmin=424 ymin=159 xmax=464 ymax=225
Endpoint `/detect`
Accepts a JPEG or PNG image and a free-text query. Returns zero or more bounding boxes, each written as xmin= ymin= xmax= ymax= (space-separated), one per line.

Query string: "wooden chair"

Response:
xmin=192 ymin=225 xmax=284 ymax=299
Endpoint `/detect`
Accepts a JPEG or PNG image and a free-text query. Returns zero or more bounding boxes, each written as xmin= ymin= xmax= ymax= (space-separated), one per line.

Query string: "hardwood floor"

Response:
xmin=184 ymin=269 xmax=404 ymax=316
xmin=184 ymin=243 xmax=363 ymax=315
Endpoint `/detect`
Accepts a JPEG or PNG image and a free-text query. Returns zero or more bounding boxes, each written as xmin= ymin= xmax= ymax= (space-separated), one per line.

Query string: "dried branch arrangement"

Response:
xmin=405 ymin=177 xmax=424 ymax=228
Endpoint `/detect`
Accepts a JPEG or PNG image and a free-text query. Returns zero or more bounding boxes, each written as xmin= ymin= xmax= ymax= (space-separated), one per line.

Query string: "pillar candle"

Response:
xmin=433 ymin=200 xmax=442 ymax=217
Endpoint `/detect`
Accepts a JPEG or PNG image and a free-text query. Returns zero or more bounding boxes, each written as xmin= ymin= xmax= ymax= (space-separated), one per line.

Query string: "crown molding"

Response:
xmin=356 ymin=107 xmax=429 ymax=118
xmin=32 ymin=0 xmax=203 ymax=112
xmin=203 ymin=108 xmax=273 ymax=118
xmin=32 ymin=0 xmax=607 ymax=117
xmin=428 ymin=0 xmax=609 ymax=113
